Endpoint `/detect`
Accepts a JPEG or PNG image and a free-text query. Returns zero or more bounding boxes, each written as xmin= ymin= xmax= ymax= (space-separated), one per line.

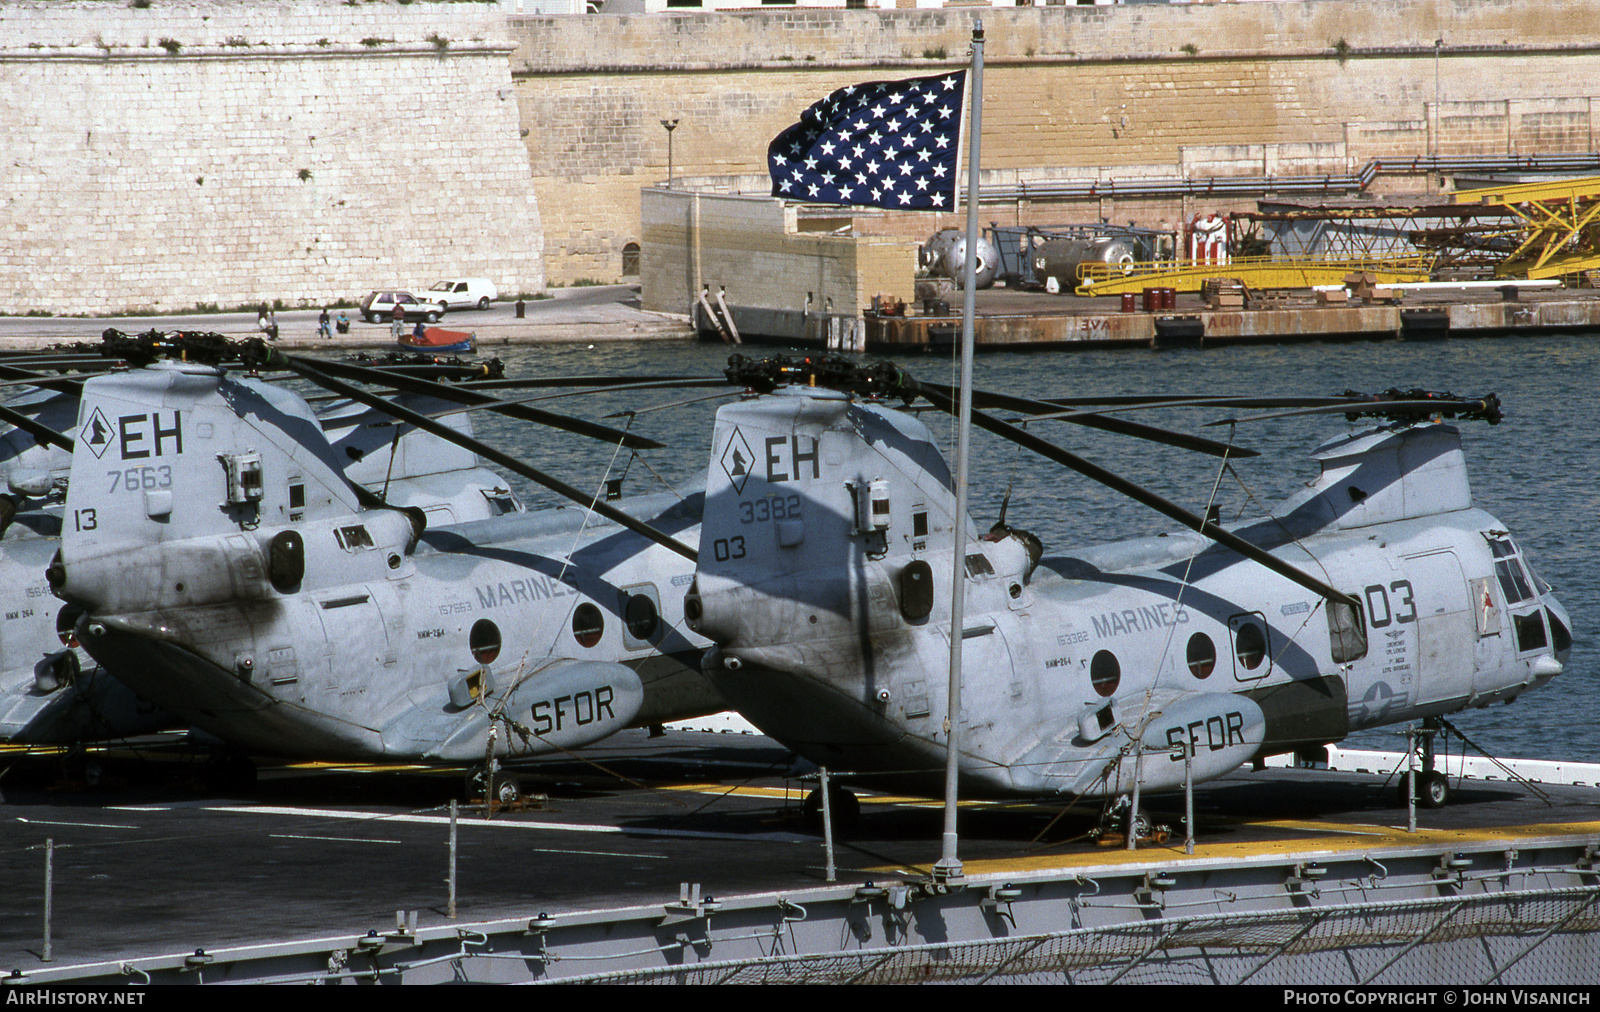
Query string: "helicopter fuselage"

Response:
xmin=53 ymin=362 xmax=719 ymax=763
xmin=688 ymin=388 xmax=1570 ymax=800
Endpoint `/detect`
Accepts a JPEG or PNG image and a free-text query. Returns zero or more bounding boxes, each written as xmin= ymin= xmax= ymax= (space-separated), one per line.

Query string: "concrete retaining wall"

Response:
xmin=641 ymin=187 xmax=913 ymax=332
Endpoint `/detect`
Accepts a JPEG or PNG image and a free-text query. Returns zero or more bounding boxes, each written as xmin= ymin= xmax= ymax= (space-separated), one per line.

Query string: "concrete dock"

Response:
xmin=6 ymin=281 xmax=1600 ymax=358
xmin=863 ymin=284 xmax=1600 ymax=352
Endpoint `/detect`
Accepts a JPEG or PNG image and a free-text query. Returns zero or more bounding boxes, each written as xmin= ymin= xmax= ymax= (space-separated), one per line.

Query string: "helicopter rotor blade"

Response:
xmin=0 ymin=361 xmax=88 ymax=449
xmin=916 ymin=381 xmax=1259 ymax=459
xmin=0 ymin=400 xmax=74 ymax=453
xmin=288 ymin=357 xmax=666 ymax=451
xmin=0 ymin=364 xmax=86 ymax=400
xmin=603 ymin=389 xmax=747 ymax=418
xmin=1001 ymin=396 xmax=1348 ymax=425
xmin=274 ymin=353 xmax=697 ymax=563
xmin=456 ymin=374 xmax=715 ymax=392
xmin=915 ymin=385 xmax=1358 ymax=611
xmin=1207 ymin=394 xmax=1502 ymax=427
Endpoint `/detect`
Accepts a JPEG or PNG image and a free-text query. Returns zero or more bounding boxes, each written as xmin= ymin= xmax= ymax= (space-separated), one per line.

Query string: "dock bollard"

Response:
xmin=515 ymin=298 xmax=525 ymax=318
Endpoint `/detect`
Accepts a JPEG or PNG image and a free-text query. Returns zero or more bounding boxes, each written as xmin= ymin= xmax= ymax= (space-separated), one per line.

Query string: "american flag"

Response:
xmin=768 ymin=71 xmax=966 ymax=212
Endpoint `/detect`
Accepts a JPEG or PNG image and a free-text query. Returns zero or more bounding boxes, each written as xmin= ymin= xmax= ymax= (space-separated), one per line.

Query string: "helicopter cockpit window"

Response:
xmin=1548 ymin=608 xmax=1572 ymax=653
xmin=1487 ymin=536 xmax=1534 ymax=604
xmin=1089 ymin=650 xmax=1120 ymax=697
xmin=481 ymin=487 xmax=521 ymax=517
xmin=1514 ymin=611 xmax=1548 ymax=653
xmin=572 ymin=603 xmax=604 ymax=649
xmin=1186 ymin=633 xmax=1215 ymax=679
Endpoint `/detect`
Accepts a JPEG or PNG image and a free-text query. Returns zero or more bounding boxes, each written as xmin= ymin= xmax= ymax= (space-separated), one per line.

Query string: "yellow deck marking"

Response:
xmin=867 ymin=819 xmax=1600 ymax=878
xmin=654 ymin=783 xmax=809 ymax=800
xmin=654 ymin=783 xmax=1026 ymax=809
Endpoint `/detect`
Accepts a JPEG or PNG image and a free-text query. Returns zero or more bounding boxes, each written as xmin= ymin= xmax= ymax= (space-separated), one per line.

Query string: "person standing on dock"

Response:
xmin=318 ymin=308 xmax=332 ymax=340
xmin=391 ymin=301 xmax=405 ymax=342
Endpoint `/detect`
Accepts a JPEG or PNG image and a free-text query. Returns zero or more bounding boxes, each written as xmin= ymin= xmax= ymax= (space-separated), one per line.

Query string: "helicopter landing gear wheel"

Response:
xmin=494 ymin=775 xmax=522 ymax=807
xmin=802 ymin=784 xmax=860 ymax=830
xmin=466 ymin=766 xmax=521 ymax=807
xmin=1400 ymin=770 xmax=1451 ymax=809
xmin=1399 ymin=718 xmax=1452 ymax=809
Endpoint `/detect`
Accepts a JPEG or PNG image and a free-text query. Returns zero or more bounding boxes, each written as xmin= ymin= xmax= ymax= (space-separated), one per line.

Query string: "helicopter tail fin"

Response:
xmin=688 ymin=387 xmax=973 ymax=649
xmin=1272 ymin=422 xmax=1472 ymax=532
xmin=56 ymin=363 xmax=404 ymax=615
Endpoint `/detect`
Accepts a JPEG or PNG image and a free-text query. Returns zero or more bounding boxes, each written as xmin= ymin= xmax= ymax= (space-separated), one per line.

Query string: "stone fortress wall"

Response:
xmin=6 ymin=0 xmax=1600 ymax=314
xmin=1 ymin=0 xmax=543 ymax=315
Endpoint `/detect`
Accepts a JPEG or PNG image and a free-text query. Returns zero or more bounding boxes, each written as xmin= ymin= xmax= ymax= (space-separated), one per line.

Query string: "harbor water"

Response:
xmin=465 ymin=333 xmax=1600 ymax=767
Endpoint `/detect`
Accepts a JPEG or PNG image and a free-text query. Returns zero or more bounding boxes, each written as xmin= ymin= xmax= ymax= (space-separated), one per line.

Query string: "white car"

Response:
xmin=359 ymin=290 xmax=444 ymax=324
xmin=426 ymin=278 xmax=498 ymax=312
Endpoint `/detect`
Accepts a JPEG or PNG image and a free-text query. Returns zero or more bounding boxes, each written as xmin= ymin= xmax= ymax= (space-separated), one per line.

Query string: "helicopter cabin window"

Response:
xmin=1186 ymin=633 xmax=1216 ymax=679
xmin=965 ymin=554 xmax=994 ymax=578
xmin=1327 ymin=599 xmax=1368 ymax=663
xmin=334 ymin=525 xmax=374 ymax=551
xmin=470 ymin=619 xmax=501 ymax=665
xmin=622 ymin=588 xmax=660 ymax=649
xmin=1231 ymin=616 xmax=1269 ymax=673
xmin=1090 ymin=650 xmax=1120 ymax=697
xmin=572 ymin=603 xmax=604 ymax=649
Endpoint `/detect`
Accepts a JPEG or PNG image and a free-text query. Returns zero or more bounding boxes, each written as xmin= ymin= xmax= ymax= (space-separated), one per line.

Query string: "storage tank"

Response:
xmin=1032 ymin=236 xmax=1138 ymax=292
xmin=919 ymin=228 xmax=998 ymax=289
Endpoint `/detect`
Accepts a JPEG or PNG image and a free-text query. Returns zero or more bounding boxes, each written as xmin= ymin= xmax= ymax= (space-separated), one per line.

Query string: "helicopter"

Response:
xmin=0 ymin=347 xmax=532 ymax=748
xmin=684 ymin=356 xmax=1571 ymax=821
xmin=45 ymin=339 xmax=722 ymax=798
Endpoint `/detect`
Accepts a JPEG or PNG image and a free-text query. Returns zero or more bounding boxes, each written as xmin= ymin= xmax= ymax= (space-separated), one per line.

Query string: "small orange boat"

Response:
xmin=397 ymin=327 xmax=475 ymax=354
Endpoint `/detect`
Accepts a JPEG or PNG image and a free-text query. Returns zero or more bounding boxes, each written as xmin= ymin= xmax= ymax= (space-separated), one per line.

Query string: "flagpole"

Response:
xmin=934 ymin=17 xmax=982 ymax=887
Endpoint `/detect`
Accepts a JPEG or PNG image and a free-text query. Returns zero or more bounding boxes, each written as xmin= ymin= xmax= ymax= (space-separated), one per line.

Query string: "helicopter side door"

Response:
xmin=1403 ymin=551 xmax=1474 ymax=710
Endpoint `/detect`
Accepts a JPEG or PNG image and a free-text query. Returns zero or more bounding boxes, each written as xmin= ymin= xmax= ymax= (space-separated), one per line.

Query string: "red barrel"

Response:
xmin=1160 ymin=287 xmax=1176 ymax=310
xmin=1121 ymin=292 xmax=1136 ymax=313
xmin=1142 ymin=287 xmax=1158 ymax=312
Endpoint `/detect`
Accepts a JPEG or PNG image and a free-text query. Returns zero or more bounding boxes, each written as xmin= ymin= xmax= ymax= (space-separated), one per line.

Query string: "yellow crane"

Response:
xmin=1452 ymin=175 xmax=1600 ymax=280
xmin=1074 ymin=255 xmax=1431 ymax=296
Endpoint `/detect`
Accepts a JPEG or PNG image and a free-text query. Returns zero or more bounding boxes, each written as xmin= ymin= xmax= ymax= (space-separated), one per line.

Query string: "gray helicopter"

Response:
xmin=685 ymin=358 xmax=1571 ymax=818
xmin=0 ymin=358 xmax=528 ymax=747
xmin=46 ymin=342 xmax=721 ymax=798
